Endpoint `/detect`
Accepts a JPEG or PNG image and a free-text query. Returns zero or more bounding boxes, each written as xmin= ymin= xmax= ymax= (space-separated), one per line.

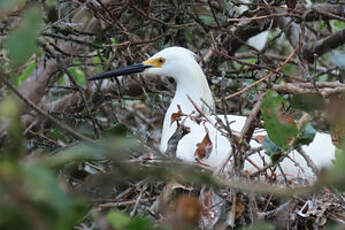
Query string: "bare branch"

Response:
xmin=302 ymin=28 xmax=345 ymax=62
xmin=0 ymin=73 xmax=94 ymax=142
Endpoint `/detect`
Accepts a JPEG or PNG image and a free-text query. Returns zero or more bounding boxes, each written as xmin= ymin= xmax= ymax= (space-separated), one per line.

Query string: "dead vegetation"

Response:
xmin=1 ymin=0 xmax=345 ymax=229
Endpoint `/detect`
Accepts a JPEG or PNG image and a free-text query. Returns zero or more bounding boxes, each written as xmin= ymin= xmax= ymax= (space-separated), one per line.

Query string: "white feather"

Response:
xmin=143 ymin=47 xmax=335 ymax=180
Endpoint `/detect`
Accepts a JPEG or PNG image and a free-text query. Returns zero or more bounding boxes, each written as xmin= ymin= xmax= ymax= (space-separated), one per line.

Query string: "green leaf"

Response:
xmin=282 ymin=63 xmax=294 ymax=75
xmin=45 ymin=137 xmax=141 ymax=168
xmin=70 ymin=66 xmax=86 ymax=85
xmin=199 ymin=15 xmax=216 ymax=25
xmin=184 ymin=30 xmax=194 ymax=44
xmin=328 ymin=148 xmax=345 ymax=190
xmin=0 ymin=161 xmax=88 ymax=230
xmin=16 ymin=60 xmax=36 ymax=86
xmin=262 ymin=136 xmax=282 ymax=156
xmin=106 ymin=211 xmax=131 ymax=229
xmin=3 ymin=7 xmax=43 ymax=67
xmin=92 ymin=56 xmax=103 ymax=73
xmin=291 ymin=93 xmax=325 ymax=113
xmin=47 ymin=0 xmax=57 ymax=6
xmin=261 ymin=91 xmax=298 ymax=149
xmin=49 ymin=129 xmax=68 ymax=143
xmin=127 ymin=217 xmax=154 ymax=230
xmin=331 ymin=20 xmax=345 ymax=31
xmin=23 ymin=164 xmax=70 ymax=213
xmin=296 ymin=123 xmax=316 ymax=146
xmin=106 ymin=211 xmax=157 ymax=230
xmin=247 ymin=58 xmax=257 ymax=64
xmin=105 ymin=123 xmax=130 ymax=137
xmin=23 ymin=163 xmax=88 ymax=230
xmin=0 ymin=97 xmax=21 ymax=118
xmin=0 ymin=98 xmax=23 ymax=158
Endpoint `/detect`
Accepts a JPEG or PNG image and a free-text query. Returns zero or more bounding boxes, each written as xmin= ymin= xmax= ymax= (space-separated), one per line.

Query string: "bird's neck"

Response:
xmin=160 ymin=61 xmax=214 ymax=153
xmin=170 ymin=61 xmax=214 ymax=115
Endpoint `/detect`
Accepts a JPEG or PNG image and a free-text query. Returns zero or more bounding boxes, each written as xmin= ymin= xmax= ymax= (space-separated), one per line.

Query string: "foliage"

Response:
xmin=0 ymin=99 xmax=87 ymax=230
xmin=0 ymin=0 xmax=345 ymax=229
xmin=107 ymin=211 xmax=166 ymax=230
xmin=261 ymin=90 xmax=298 ymax=149
xmin=3 ymin=7 xmax=43 ymax=67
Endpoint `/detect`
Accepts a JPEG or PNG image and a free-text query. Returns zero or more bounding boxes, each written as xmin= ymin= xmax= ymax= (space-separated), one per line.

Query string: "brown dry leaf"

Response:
xmin=276 ymin=103 xmax=297 ymax=145
xmin=235 ymin=201 xmax=246 ymax=219
xmin=331 ymin=132 xmax=339 ymax=146
xmin=191 ymin=115 xmax=202 ymax=124
xmin=331 ymin=123 xmax=345 ymax=147
xmin=194 ymin=132 xmax=213 ymax=160
xmin=176 ymin=195 xmax=203 ymax=225
xmin=277 ymin=104 xmax=296 ymax=125
xmin=170 ymin=104 xmax=184 ymax=126
xmin=150 ymin=180 xmax=192 ymax=215
xmin=327 ymin=96 xmax=345 ymax=146
xmin=327 ymin=96 xmax=345 ymax=115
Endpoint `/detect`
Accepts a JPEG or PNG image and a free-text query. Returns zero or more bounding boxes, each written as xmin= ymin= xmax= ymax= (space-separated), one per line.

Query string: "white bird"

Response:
xmin=89 ymin=47 xmax=335 ymax=181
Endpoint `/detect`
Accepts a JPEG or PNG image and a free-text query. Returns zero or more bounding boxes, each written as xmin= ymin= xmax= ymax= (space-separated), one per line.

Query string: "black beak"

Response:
xmin=88 ymin=63 xmax=152 ymax=81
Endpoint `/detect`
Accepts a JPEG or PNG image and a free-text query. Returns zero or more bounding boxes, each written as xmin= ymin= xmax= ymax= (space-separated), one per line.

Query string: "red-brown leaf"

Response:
xmin=195 ymin=132 xmax=213 ymax=160
xmin=327 ymin=96 xmax=345 ymax=146
xmin=170 ymin=104 xmax=184 ymax=125
xmin=176 ymin=195 xmax=203 ymax=225
xmin=277 ymin=103 xmax=296 ymax=125
xmin=191 ymin=115 xmax=202 ymax=124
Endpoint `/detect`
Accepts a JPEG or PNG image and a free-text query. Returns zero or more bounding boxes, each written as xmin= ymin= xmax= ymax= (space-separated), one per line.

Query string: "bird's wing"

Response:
xmin=172 ymin=114 xmax=335 ymax=180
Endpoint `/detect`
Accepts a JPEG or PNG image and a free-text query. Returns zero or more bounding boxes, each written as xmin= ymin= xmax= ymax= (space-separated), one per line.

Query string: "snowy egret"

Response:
xmin=89 ymin=47 xmax=335 ymax=180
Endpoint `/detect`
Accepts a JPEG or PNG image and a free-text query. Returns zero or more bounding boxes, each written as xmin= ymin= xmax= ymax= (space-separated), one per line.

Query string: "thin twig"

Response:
xmin=98 ymin=197 xmax=156 ymax=211
xmin=0 ymin=73 xmax=94 ymax=142
xmin=223 ymin=47 xmax=298 ymax=100
xmin=296 ymin=147 xmax=320 ymax=177
xmin=240 ymin=94 xmax=264 ymax=143
xmin=131 ymin=5 xmax=197 ymax=29
xmin=130 ymin=183 xmax=148 ymax=217
xmin=226 ymin=13 xmax=298 ymax=22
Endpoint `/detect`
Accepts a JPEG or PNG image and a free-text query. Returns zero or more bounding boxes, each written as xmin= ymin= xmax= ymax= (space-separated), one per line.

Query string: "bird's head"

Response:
xmin=88 ymin=47 xmax=198 ymax=81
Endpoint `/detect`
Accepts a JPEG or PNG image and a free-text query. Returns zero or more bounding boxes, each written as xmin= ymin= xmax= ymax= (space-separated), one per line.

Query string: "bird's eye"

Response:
xmin=154 ymin=57 xmax=165 ymax=67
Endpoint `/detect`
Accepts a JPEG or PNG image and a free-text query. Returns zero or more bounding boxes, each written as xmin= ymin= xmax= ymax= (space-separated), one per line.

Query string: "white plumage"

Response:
xmin=90 ymin=46 xmax=336 ymax=180
xmin=145 ymin=47 xmax=335 ymax=180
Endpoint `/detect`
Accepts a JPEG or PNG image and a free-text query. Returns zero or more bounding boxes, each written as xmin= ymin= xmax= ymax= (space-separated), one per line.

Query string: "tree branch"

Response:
xmin=0 ymin=74 xmax=93 ymax=142
xmin=302 ymin=28 xmax=345 ymax=62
